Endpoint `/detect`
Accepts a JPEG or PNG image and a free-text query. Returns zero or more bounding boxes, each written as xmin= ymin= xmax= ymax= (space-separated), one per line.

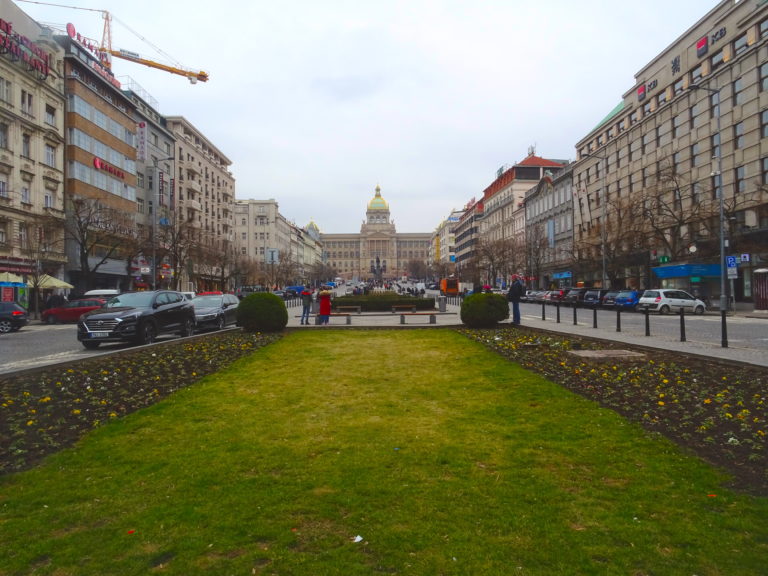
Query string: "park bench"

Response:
xmin=399 ymin=312 xmax=436 ymax=324
xmin=392 ymin=304 xmax=417 ymax=313
xmin=314 ymin=313 xmax=351 ymax=325
xmin=335 ymin=305 xmax=361 ymax=314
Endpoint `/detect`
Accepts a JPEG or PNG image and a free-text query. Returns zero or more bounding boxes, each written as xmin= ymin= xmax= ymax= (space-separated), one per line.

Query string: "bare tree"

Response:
xmin=406 ymin=259 xmax=427 ymax=280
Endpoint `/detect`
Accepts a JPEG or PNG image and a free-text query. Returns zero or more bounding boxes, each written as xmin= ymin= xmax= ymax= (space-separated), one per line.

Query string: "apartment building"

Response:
xmin=0 ymin=0 xmax=66 ymax=286
xmin=429 ymin=208 xmax=463 ymax=277
xmin=166 ymin=116 xmax=235 ymax=292
xmin=573 ymin=0 xmax=768 ymax=304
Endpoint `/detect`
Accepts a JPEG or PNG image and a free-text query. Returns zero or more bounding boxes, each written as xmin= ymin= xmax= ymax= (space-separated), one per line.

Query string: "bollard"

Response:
xmin=592 ymin=306 xmax=598 ymax=329
xmin=556 ymin=301 xmax=561 ymax=323
xmin=679 ymin=307 xmax=686 ymax=342
xmin=541 ymin=301 xmax=546 ymax=321
xmin=644 ymin=307 xmax=650 ymax=336
xmin=573 ymin=304 xmax=577 ymax=325
xmin=616 ymin=308 xmax=621 ymax=332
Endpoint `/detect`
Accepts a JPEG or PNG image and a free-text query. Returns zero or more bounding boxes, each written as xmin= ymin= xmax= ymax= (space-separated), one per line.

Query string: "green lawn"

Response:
xmin=1 ymin=329 xmax=766 ymax=575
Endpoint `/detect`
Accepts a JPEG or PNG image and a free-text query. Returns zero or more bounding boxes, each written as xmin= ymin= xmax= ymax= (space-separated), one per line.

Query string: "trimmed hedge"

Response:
xmin=332 ymin=292 xmax=435 ymax=312
xmin=236 ymin=292 xmax=288 ymax=332
xmin=460 ymin=293 xmax=509 ymax=327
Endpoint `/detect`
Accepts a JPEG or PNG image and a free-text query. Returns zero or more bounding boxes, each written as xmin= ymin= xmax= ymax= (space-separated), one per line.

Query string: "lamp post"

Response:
xmin=583 ymin=152 xmax=608 ymax=289
xmin=689 ymin=83 xmax=727 ymax=348
xmin=151 ymin=156 xmax=175 ymax=290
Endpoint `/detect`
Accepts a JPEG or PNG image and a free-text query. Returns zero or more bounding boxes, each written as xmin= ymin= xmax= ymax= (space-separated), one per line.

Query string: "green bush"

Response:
xmin=460 ymin=293 xmax=509 ymax=327
xmin=333 ymin=293 xmax=435 ymax=312
xmin=236 ymin=292 xmax=288 ymax=332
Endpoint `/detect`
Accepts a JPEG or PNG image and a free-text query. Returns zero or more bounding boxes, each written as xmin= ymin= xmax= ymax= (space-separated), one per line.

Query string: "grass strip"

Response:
xmin=1 ymin=329 xmax=766 ymax=575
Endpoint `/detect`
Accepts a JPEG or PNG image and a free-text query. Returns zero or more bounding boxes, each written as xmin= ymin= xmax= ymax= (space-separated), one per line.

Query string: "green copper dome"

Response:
xmin=367 ymin=185 xmax=389 ymax=210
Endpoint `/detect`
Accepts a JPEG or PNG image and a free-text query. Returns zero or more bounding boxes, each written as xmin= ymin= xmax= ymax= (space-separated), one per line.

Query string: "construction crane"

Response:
xmin=17 ymin=1 xmax=209 ymax=83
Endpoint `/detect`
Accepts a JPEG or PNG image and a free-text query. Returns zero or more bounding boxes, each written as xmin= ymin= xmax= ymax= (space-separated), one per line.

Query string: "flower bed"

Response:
xmin=459 ymin=327 xmax=767 ymax=495
xmin=0 ymin=331 xmax=281 ymax=475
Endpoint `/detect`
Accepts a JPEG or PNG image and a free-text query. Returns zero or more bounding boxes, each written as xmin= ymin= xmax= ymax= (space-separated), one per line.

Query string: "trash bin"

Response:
xmin=438 ymin=295 xmax=447 ymax=312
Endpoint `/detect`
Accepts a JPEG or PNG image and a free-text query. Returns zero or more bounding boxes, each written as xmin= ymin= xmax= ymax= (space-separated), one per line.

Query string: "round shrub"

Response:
xmin=460 ymin=293 xmax=509 ymax=328
xmin=236 ymin=292 xmax=288 ymax=332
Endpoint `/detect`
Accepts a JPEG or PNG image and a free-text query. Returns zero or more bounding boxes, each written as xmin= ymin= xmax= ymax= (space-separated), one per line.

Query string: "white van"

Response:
xmin=83 ymin=289 xmax=121 ymax=298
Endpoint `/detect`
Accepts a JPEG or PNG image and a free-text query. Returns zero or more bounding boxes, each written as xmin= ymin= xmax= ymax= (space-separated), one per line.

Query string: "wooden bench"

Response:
xmin=313 ymin=313 xmax=351 ymax=325
xmin=335 ymin=305 xmax=361 ymax=314
xmin=400 ymin=312 xmax=436 ymax=324
xmin=392 ymin=304 xmax=417 ymax=313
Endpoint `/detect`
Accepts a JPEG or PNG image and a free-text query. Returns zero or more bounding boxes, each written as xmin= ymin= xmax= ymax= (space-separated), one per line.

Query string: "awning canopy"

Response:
xmin=36 ymin=274 xmax=74 ymax=289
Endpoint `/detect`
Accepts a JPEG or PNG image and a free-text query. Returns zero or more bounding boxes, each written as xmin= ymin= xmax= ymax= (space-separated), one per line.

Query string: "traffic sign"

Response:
xmin=726 ymin=256 xmax=738 ymax=268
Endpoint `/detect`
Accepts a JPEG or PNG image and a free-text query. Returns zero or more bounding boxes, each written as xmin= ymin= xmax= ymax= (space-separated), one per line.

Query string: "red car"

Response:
xmin=42 ymin=298 xmax=107 ymax=324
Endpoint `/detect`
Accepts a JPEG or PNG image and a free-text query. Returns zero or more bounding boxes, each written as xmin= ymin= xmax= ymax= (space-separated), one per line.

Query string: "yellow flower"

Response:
xmin=704 ymin=398 xmax=711 ymax=404
xmin=658 ymin=401 xmax=665 ymax=406
xmin=71 ymin=409 xmax=81 ymax=415
xmin=27 ymin=420 xmax=35 ymax=426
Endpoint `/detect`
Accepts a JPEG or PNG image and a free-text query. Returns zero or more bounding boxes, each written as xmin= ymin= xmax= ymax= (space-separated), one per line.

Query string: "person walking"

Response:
xmin=299 ymin=286 xmax=313 ymax=325
xmin=318 ymin=289 xmax=332 ymax=325
xmin=507 ymin=275 xmax=524 ymax=325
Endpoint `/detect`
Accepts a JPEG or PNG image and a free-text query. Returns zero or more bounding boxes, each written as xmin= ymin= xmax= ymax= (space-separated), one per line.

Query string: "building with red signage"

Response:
xmin=0 ymin=0 xmax=66 ymax=292
xmin=573 ymin=0 xmax=768 ymax=307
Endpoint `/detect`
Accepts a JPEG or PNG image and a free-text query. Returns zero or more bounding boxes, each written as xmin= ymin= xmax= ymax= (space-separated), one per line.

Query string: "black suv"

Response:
xmin=0 ymin=302 xmax=29 ymax=333
xmin=583 ymin=289 xmax=611 ymax=307
xmin=77 ymin=290 xmax=195 ymax=349
xmin=563 ymin=288 xmax=588 ymax=307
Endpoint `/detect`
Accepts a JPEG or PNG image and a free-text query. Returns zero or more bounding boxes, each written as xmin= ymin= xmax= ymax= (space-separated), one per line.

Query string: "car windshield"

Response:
xmin=193 ymin=296 xmax=223 ymax=307
xmin=105 ymin=292 xmax=155 ymax=308
xmin=617 ymin=291 xmax=634 ymax=298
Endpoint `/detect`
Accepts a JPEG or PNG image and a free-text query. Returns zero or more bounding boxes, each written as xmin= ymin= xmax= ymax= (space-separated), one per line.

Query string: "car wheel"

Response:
xmin=0 ymin=320 xmax=12 ymax=333
xmin=659 ymin=304 xmax=670 ymax=314
xmin=136 ymin=321 xmax=157 ymax=345
xmin=82 ymin=341 xmax=101 ymax=349
xmin=46 ymin=315 xmax=59 ymax=324
xmin=216 ymin=315 xmax=225 ymax=331
xmin=694 ymin=305 xmax=705 ymax=315
xmin=179 ymin=318 xmax=194 ymax=337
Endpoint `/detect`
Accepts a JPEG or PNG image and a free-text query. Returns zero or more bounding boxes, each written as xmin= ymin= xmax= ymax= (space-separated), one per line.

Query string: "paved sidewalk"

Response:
xmin=285 ymin=301 xmax=768 ymax=369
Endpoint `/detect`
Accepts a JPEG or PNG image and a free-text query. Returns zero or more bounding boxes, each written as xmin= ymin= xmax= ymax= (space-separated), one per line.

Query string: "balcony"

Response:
xmin=185 ymin=179 xmax=202 ymax=194
xmin=184 ymin=198 xmax=202 ymax=212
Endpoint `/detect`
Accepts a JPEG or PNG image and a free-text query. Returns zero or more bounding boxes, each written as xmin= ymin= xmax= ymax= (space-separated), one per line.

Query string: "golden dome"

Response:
xmin=367 ymin=184 xmax=389 ymax=210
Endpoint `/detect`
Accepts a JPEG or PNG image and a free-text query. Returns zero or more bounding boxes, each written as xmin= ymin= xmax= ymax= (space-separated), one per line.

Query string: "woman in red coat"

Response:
xmin=318 ymin=290 xmax=332 ymax=325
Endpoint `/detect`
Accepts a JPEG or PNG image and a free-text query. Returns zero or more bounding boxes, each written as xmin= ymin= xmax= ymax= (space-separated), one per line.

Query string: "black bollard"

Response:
xmin=556 ymin=301 xmax=561 ymax=323
xmin=616 ymin=308 xmax=621 ymax=332
xmin=541 ymin=301 xmax=546 ymax=321
xmin=592 ymin=306 xmax=598 ymax=329
xmin=644 ymin=307 xmax=651 ymax=336
xmin=573 ymin=304 xmax=577 ymax=326
xmin=679 ymin=307 xmax=686 ymax=342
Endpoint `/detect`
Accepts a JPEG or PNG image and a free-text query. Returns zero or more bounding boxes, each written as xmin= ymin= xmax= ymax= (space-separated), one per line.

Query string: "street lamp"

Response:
xmin=583 ymin=152 xmax=608 ymax=289
xmin=151 ymin=156 xmax=175 ymax=291
xmin=689 ymin=82 xmax=727 ymax=348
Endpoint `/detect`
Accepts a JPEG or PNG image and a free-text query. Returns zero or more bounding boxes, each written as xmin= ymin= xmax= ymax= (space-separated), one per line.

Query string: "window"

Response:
xmin=18 ymin=223 xmax=27 ymax=247
xmin=643 ymin=100 xmax=652 ymax=116
xmin=642 ymin=132 xmax=652 ymax=154
xmin=712 ymin=173 xmax=722 ymax=200
xmin=733 ymin=33 xmax=748 ymax=56
xmin=657 ymin=90 xmax=668 ymax=106
xmin=21 ymin=187 xmax=30 ymax=204
xmin=673 ymin=78 xmax=684 ymax=96
xmin=672 ymin=151 xmax=681 ymax=172
xmin=763 ymin=158 xmax=768 ymax=185
xmin=735 ymin=166 xmax=746 ymax=195
xmin=629 ymin=110 xmax=639 ymax=125
xmin=136 ymin=198 xmax=144 ymax=214
xmin=691 ymin=182 xmax=702 ymax=205
xmin=710 ymin=49 xmax=724 ymax=70
xmin=762 ymin=18 xmax=768 ymax=39
xmin=711 ymin=132 xmax=720 ymax=159
xmin=44 ymin=193 xmax=53 ymax=208
xmin=710 ymin=91 xmax=719 ymax=119
xmin=20 ymin=89 xmax=33 ymax=115
xmin=673 ymin=113 xmax=687 ymax=138
xmin=0 ymin=224 xmax=5 ymax=245
xmin=762 ymin=109 xmax=768 ymax=138
xmin=45 ymin=105 xmax=56 ymax=126
xmin=734 ymin=122 xmax=745 ymax=149
xmin=691 ymin=64 xmax=703 ymax=84
xmin=691 ymin=142 xmax=703 ymax=166
xmin=762 ymin=62 xmax=768 ymax=92
xmin=733 ymin=77 xmax=744 ymax=106
xmin=0 ymin=123 xmax=7 ymax=149
xmin=22 ymin=134 xmax=31 ymax=158
xmin=45 ymin=144 xmax=56 ymax=167
xmin=0 ymin=76 xmax=10 ymax=103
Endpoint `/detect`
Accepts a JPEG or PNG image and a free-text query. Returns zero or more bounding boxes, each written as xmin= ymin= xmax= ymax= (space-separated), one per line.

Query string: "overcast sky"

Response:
xmin=16 ymin=0 xmax=719 ymax=233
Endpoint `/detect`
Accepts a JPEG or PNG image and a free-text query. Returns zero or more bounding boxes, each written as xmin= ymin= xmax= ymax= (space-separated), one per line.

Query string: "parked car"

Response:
xmin=583 ymin=289 xmax=611 ymax=307
xmin=547 ymin=289 xmax=567 ymax=304
xmin=77 ymin=290 xmax=195 ymax=349
xmin=522 ymin=290 xmax=537 ymax=303
xmin=0 ymin=302 xmax=28 ymax=333
xmin=42 ymin=298 xmax=107 ymax=324
xmin=563 ymin=288 xmax=588 ymax=307
xmin=614 ymin=290 xmax=641 ymax=311
xmin=638 ymin=289 xmax=706 ymax=315
xmin=191 ymin=293 xmax=240 ymax=331
xmin=601 ymin=290 xmax=621 ymax=308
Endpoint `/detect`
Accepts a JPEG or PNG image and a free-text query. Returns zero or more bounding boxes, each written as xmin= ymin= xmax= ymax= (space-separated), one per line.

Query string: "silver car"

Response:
xmin=638 ymin=289 xmax=706 ymax=315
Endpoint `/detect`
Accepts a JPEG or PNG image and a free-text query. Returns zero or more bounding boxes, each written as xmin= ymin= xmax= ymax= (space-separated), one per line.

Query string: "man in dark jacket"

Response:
xmin=507 ymin=276 xmax=524 ymax=325
xmin=299 ymin=287 xmax=313 ymax=325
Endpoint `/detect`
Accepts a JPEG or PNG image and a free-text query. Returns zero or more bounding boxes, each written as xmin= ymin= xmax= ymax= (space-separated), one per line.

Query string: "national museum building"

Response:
xmin=320 ymin=185 xmax=430 ymax=282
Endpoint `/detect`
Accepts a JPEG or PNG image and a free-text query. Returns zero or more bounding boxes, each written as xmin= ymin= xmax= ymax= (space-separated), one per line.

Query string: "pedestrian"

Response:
xmin=507 ymin=275 xmax=524 ymax=325
xmin=318 ymin=289 xmax=332 ymax=325
xmin=299 ymin=286 xmax=313 ymax=325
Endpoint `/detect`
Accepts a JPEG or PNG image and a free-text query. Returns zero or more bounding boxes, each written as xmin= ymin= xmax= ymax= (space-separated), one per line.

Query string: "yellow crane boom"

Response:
xmin=107 ymin=48 xmax=209 ymax=84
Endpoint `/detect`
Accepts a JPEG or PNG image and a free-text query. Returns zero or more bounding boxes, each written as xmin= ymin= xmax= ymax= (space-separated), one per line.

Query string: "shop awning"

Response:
xmin=37 ymin=274 xmax=74 ymax=289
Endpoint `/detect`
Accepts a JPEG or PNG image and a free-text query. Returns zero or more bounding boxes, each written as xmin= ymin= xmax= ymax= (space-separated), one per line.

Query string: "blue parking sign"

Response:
xmin=726 ymin=256 xmax=738 ymax=268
